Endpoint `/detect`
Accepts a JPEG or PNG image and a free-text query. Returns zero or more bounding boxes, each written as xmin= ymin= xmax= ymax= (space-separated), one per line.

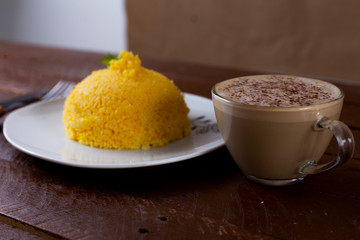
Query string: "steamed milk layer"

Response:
xmin=212 ymin=75 xmax=343 ymax=180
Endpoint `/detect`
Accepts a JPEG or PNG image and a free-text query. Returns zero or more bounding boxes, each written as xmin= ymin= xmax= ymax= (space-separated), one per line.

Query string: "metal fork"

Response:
xmin=0 ymin=80 xmax=76 ymax=117
xmin=0 ymin=81 xmax=76 ymax=127
xmin=41 ymin=80 xmax=76 ymax=101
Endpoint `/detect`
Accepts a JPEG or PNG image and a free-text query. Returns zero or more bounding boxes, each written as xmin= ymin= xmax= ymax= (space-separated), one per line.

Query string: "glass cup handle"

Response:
xmin=299 ymin=117 xmax=355 ymax=175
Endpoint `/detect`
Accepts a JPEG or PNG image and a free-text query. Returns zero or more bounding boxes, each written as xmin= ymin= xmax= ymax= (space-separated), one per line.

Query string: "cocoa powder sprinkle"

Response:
xmin=215 ymin=75 xmax=340 ymax=107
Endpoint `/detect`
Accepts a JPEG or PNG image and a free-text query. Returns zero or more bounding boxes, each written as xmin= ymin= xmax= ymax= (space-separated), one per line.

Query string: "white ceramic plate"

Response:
xmin=3 ymin=93 xmax=224 ymax=168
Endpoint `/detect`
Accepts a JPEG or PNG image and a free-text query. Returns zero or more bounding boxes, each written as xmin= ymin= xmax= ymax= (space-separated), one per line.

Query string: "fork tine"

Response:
xmin=42 ymin=80 xmax=76 ymax=101
xmin=56 ymin=81 xmax=74 ymax=97
xmin=42 ymin=81 xmax=63 ymax=100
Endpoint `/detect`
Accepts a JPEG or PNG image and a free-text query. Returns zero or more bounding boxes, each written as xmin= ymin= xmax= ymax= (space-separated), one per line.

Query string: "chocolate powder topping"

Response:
xmin=216 ymin=75 xmax=340 ymax=107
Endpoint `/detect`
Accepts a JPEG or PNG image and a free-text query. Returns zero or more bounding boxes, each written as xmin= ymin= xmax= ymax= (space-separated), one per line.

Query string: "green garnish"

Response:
xmin=101 ymin=53 xmax=121 ymax=66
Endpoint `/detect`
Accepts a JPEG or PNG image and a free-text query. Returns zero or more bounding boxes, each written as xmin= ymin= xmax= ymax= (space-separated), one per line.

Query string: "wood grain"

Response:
xmin=0 ymin=40 xmax=359 ymax=240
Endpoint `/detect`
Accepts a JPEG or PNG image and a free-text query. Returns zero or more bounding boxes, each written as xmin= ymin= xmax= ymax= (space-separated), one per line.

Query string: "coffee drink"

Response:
xmin=212 ymin=75 xmax=354 ymax=186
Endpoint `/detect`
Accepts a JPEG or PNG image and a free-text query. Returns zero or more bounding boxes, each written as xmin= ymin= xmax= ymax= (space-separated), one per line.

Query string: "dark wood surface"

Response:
xmin=0 ymin=40 xmax=359 ymax=240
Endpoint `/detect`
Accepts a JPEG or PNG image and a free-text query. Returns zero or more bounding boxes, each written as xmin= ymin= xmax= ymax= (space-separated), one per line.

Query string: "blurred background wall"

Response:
xmin=127 ymin=0 xmax=360 ymax=84
xmin=1 ymin=0 xmax=359 ymax=84
xmin=0 ymin=0 xmax=127 ymax=53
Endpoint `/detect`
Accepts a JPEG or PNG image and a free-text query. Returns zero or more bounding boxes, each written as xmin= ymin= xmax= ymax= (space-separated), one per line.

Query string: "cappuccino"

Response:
xmin=212 ymin=75 xmax=353 ymax=186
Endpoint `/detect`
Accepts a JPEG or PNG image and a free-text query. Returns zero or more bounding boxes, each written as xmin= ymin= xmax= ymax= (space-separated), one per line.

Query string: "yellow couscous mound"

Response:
xmin=62 ymin=51 xmax=191 ymax=149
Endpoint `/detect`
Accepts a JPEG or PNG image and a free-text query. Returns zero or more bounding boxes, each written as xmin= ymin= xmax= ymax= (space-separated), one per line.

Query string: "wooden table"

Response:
xmin=0 ymin=41 xmax=359 ymax=240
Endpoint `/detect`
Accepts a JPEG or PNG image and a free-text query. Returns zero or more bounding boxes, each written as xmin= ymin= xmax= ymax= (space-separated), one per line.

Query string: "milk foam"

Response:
xmin=215 ymin=75 xmax=341 ymax=107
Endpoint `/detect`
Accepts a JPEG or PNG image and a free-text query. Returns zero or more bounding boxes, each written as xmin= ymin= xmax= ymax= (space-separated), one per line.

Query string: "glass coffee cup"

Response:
xmin=212 ymin=75 xmax=355 ymax=186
